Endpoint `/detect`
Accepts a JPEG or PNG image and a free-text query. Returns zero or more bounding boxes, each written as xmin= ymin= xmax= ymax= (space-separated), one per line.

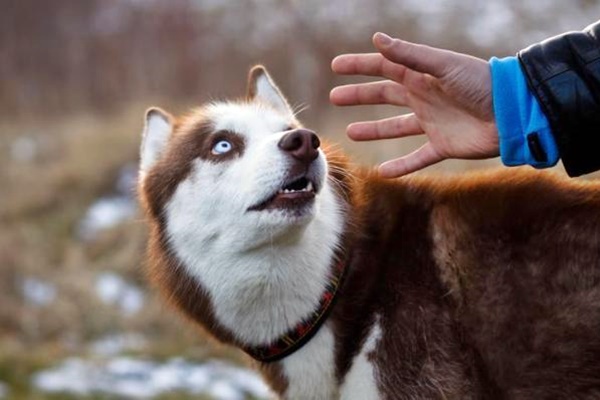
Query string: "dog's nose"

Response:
xmin=278 ymin=129 xmax=320 ymax=163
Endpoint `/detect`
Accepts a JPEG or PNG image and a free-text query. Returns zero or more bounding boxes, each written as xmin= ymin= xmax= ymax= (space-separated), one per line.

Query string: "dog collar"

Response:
xmin=242 ymin=252 xmax=349 ymax=363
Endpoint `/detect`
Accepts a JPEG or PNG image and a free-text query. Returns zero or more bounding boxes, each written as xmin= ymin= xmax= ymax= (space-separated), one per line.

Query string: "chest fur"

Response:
xmin=273 ymin=323 xmax=382 ymax=400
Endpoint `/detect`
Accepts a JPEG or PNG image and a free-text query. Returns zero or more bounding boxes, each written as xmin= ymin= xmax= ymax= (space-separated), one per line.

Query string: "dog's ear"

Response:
xmin=247 ymin=65 xmax=293 ymax=115
xmin=140 ymin=107 xmax=173 ymax=173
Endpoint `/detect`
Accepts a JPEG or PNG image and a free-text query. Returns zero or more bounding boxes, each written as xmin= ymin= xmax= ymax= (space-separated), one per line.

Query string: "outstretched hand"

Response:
xmin=330 ymin=32 xmax=500 ymax=178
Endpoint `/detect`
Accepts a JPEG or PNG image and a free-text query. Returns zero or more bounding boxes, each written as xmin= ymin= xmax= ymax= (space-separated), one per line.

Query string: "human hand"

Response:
xmin=330 ymin=32 xmax=499 ymax=178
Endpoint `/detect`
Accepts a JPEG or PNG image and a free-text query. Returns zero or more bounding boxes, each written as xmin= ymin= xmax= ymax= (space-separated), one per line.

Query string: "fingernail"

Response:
xmin=374 ymin=32 xmax=392 ymax=46
xmin=347 ymin=123 xmax=357 ymax=134
xmin=331 ymin=56 xmax=340 ymax=70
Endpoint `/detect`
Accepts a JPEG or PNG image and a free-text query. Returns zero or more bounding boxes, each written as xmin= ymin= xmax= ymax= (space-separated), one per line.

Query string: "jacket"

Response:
xmin=518 ymin=21 xmax=600 ymax=177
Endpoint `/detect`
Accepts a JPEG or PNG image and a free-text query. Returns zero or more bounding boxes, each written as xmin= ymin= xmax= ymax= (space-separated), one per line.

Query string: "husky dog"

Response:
xmin=138 ymin=66 xmax=600 ymax=399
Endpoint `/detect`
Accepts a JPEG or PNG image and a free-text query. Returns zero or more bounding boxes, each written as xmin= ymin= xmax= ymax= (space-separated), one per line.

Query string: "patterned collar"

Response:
xmin=242 ymin=252 xmax=349 ymax=363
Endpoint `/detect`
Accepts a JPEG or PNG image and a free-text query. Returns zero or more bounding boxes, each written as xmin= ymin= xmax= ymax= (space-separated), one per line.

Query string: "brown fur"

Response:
xmin=140 ymin=99 xmax=600 ymax=399
xmin=326 ymin=169 xmax=600 ymax=399
xmin=258 ymin=362 xmax=289 ymax=395
xmin=140 ymin=111 xmax=243 ymax=349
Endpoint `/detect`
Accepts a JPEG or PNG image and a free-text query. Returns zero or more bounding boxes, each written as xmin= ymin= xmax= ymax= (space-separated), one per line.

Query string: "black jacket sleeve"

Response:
xmin=518 ymin=21 xmax=600 ymax=177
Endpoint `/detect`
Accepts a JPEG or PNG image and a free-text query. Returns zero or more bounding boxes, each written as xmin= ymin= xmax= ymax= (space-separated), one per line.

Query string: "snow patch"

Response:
xmin=22 ymin=278 xmax=57 ymax=306
xmin=78 ymin=164 xmax=138 ymax=240
xmin=33 ymin=357 xmax=273 ymax=400
xmin=115 ymin=163 xmax=138 ymax=195
xmin=78 ymin=197 xmax=137 ymax=240
xmin=95 ymin=272 xmax=145 ymax=315
xmin=90 ymin=333 xmax=147 ymax=357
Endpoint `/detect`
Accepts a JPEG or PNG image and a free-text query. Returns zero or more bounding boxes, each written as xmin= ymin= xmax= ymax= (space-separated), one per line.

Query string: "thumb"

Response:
xmin=373 ymin=32 xmax=452 ymax=78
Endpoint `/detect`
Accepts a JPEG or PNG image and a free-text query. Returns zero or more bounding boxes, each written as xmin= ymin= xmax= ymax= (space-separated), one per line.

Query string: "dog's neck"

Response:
xmin=243 ymin=247 xmax=348 ymax=362
xmin=165 ymin=182 xmax=346 ymax=348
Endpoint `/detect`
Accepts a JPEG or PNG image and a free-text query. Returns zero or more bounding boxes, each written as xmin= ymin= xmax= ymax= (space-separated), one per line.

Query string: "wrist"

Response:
xmin=489 ymin=56 xmax=559 ymax=169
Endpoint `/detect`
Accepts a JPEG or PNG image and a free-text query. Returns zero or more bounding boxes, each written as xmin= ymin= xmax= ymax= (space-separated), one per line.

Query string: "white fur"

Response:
xmin=140 ymin=110 xmax=172 ymax=173
xmin=147 ymin=95 xmax=353 ymax=398
xmin=163 ymin=102 xmax=345 ymax=345
xmin=282 ymin=324 xmax=338 ymax=399
xmin=340 ymin=315 xmax=382 ymax=400
xmin=253 ymin=71 xmax=292 ymax=116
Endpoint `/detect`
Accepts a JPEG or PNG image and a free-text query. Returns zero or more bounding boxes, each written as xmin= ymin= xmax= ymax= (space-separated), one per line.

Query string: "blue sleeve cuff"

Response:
xmin=489 ymin=56 xmax=559 ymax=168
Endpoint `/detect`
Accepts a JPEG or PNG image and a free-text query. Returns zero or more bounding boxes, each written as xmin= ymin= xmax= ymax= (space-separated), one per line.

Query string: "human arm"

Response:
xmin=331 ymin=23 xmax=600 ymax=178
xmin=330 ymin=32 xmax=499 ymax=177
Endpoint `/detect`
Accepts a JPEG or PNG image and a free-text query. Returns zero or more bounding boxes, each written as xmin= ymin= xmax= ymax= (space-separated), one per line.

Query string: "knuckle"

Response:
xmin=376 ymin=122 xmax=386 ymax=138
xmin=382 ymin=58 xmax=402 ymax=81
xmin=390 ymin=38 xmax=403 ymax=51
xmin=407 ymin=73 xmax=429 ymax=91
xmin=380 ymin=84 xmax=392 ymax=103
xmin=393 ymin=117 xmax=405 ymax=132
xmin=383 ymin=83 xmax=404 ymax=105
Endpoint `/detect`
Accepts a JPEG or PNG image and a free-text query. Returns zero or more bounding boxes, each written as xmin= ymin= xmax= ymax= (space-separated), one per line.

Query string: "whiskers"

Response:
xmin=291 ymin=102 xmax=309 ymax=118
xmin=325 ymin=154 xmax=358 ymax=203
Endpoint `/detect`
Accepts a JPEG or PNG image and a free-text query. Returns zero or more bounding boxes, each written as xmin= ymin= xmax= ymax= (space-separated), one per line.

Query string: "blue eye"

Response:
xmin=212 ymin=140 xmax=232 ymax=155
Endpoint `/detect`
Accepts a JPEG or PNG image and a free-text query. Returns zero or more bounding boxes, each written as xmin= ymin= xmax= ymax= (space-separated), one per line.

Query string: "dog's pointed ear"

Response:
xmin=140 ymin=107 xmax=173 ymax=173
xmin=247 ymin=65 xmax=293 ymax=115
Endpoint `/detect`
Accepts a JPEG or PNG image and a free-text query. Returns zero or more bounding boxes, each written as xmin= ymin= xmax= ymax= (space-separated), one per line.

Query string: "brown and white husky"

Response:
xmin=138 ymin=66 xmax=600 ymax=399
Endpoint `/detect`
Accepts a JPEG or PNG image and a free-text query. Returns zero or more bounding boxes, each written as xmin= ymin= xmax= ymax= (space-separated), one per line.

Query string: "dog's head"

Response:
xmin=138 ymin=66 xmax=342 ymax=253
xmin=138 ymin=66 xmax=355 ymax=348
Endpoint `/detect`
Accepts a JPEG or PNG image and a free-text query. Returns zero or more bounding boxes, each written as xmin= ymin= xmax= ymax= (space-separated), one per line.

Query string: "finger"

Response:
xmin=373 ymin=32 xmax=454 ymax=78
xmin=378 ymin=142 xmax=444 ymax=178
xmin=347 ymin=114 xmax=422 ymax=141
xmin=331 ymin=53 xmax=406 ymax=82
xmin=330 ymin=80 xmax=408 ymax=106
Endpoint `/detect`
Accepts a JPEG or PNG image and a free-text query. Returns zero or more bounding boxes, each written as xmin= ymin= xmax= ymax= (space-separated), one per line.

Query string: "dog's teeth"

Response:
xmin=279 ymin=180 xmax=314 ymax=195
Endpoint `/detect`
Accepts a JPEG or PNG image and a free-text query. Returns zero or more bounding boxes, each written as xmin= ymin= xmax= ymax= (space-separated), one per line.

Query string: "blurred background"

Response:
xmin=0 ymin=1 xmax=598 ymax=399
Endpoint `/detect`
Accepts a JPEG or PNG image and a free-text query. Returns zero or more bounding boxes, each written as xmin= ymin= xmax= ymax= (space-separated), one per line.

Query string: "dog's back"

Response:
xmin=138 ymin=66 xmax=600 ymax=399
xmin=332 ymin=169 xmax=600 ymax=398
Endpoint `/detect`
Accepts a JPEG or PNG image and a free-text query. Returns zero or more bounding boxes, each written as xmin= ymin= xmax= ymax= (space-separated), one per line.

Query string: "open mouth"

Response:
xmin=248 ymin=175 xmax=317 ymax=212
xmin=278 ymin=176 xmax=314 ymax=194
